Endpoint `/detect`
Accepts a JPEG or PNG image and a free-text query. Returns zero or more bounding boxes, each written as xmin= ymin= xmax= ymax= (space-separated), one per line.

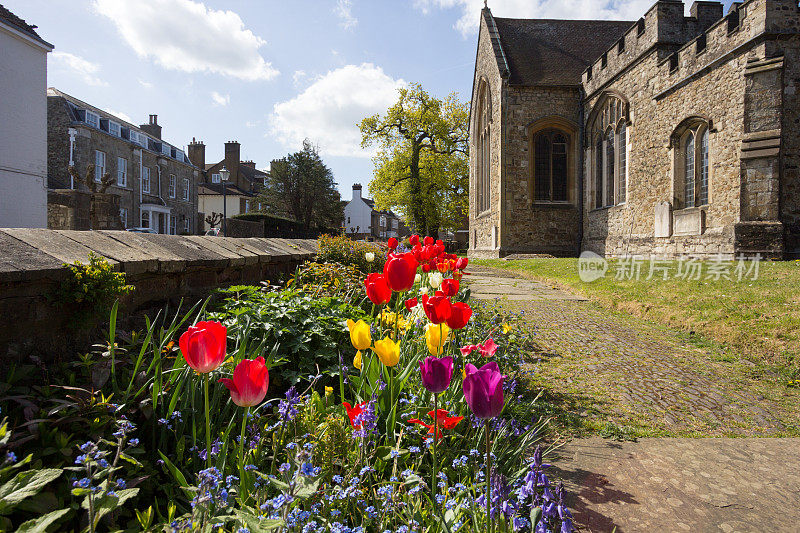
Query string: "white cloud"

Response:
xmin=93 ymin=0 xmax=279 ymax=81
xmin=50 ymin=51 xmax=107 ymax=86
xmin=103 ymin=108 xmax=134 ymax=123
xmin=211 ymin=91 xmax=230 ymax=106
xmin=415 ymin=0 xmax=654 ymax=38
xmin=292 ymin=70 xmax=307 ymax=87
xmin=138 ymin=79 xmax=154 ymax=89
xmin=334 ymin=0 xmax=358 ymax=30
xmin=270 ymin=63 xmax=406 ymax=158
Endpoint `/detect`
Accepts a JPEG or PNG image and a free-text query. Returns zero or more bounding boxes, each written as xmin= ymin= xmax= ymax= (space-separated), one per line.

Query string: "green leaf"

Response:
xmin=233 ymin=509 xmax=283 ymax=532
xmin=157 ymin=452 xmax=194 ymax=500
xmin=266 ymin=476 xmax=290 ymax=493
xmin=15 ymin=508 xmax=70 ymax=532
xmin=0 ymin=469 xmax=62 ymax=514
xmin=293 ymin=476 xmax=320 ymax=500
xmin=530 ymin=506 xmax=542 ymax=526
xmin=118 ymin=452 xmax=143 ymax=467
xmin=82 ymin=488 xmax=139 ymax=527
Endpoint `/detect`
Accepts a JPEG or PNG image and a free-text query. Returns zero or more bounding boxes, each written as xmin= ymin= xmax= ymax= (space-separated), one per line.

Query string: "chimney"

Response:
xmin=188 ymin=137 xmax=205 ymax=169
xmin=140 ymin=114 xmax=162 ymax=139
xmin=241 ymin=160 xmax=256 ymax=169
xmin=690 ymin=2 xmax=723 ymax=30
xmin=352 ymin=183 xmax=362 ymax=200
xmin=224 ymin=141 xmax=241 ymax=186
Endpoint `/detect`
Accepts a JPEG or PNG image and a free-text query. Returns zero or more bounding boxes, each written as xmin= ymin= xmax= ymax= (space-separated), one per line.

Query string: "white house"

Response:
xmin=344 ymin=183 xmax=406 ymax=241
xmin=0 ymin=6 xmax=53 ymax=228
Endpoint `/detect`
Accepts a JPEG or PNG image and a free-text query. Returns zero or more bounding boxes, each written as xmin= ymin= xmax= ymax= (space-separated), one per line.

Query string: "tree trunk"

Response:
xmin=409 ymin=143 xmax=427 ymax=233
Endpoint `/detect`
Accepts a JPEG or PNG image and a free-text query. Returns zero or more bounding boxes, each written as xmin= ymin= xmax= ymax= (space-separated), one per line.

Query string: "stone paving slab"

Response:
xmin=465 ymin=267 xmax=587 ymax=301
xmin=550 ymin=437 xmax=800 ymax=532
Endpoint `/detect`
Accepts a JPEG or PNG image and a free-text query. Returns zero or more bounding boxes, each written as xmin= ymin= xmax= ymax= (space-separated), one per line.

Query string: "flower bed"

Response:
xmin=0 ymin=235 xmax=572 ymax=532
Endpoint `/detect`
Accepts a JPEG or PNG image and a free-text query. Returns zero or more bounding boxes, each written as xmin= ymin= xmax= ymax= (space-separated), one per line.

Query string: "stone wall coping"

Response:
xmin=0 ymin=229 xmax=318 ymax=283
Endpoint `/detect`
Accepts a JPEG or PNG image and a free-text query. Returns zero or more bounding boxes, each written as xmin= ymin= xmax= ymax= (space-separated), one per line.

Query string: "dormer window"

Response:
xmin=212 ymin=173 xmax=221 ymax=184
xmin=85 ymin=111 xmax=99 ymax=128
xmin=109 ymin=121 xmax=121 ymax=137
xmin=161 ymin=143 xmax=171 ymax=156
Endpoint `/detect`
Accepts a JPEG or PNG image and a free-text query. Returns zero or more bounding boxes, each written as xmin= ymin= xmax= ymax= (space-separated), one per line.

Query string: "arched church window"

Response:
xmin=475 ymin=80 xmax=491 ymax=214
xmin=672 ymin=118 xmax=711 ymax=208
xmin=532 ymin=130 xmax=569 ymax=202
xmin=589 ymin=94 xmax=629 ymax=208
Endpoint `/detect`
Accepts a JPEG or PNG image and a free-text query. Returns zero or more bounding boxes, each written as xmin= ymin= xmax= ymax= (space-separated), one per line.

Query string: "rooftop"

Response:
xmin=0 ymin=3 xmax=53 ymax=48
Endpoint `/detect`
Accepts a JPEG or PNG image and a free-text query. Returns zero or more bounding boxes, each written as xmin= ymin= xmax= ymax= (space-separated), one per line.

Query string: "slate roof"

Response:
xmin=488 ymin=11 xmax=633 ymax=86
xmin=0 ymin=3 xmax=52 ymax=48
xmin=197 ymin=183 xmax=255 ymax=197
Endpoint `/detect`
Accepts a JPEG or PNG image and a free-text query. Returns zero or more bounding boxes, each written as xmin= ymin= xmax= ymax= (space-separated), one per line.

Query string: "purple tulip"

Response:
xmin=419 ymin=356 xmax=453 ymax=394
xmin=462 ymin=362 xmax=504 ymax=419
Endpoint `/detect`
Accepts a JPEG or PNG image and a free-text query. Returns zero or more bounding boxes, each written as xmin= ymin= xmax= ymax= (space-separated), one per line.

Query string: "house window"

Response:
xmin=672 ymin=119 xmax=711 ymax=209
xmin=175 ymin=149 xmax=184 ymax=161
xmin=392 ymin=219 xmax=398 ymax=229
xmin=95 ymin=150 xmax=106 ymax=182
xmin=170 ymin=216 xmax=176 ymax=235
xmin=532 ymin=129 xmax=569 ymax=202
xmin=161 ymin=143 xmax=171 ymax=156
xmin=182 ymin=177 xmax=189 ymax=201
xmin=347 ymin=217 xmax=350 ymax=224
xmin=168 ymin=174 xmax=176 ymax=198
xmin=475 ymin=79 xmax=491 ymax=214
xmin=184 ymin=218 xmax=190 ymax=234
xmin=212 ymin=173 xmax=221 ymax=184
xmin=141 ymin=210 xmax=150 ymax=228
xmin=380 ymin=216 xmax=386 ymax=227
xmin=120 ymin=208 xmax=128 ymax=228
xmin=109 ymin=122 xmax=121 ymax=137
xmin=245 ymin=199 xmax=251 ymax=212
xmin=590 ymin=94 xmax=629 ymax=207
xmin=117 ymin=157 xmax=127 ymax=187
xmin=142 ymin=167 xmax=151 ymax=193
xmin=85 ymin=111 xmax=99 ymax=128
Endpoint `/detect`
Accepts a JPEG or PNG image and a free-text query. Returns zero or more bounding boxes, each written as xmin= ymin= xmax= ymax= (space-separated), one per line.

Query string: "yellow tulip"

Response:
xmin=325 ymin=386 xmax=333 ymax=396
xmin=354 ymin=350 xmax=362 ymax=371
xmin=347 ymin=319 xmax=372 ymax=351
xmin=425 ymin=323 xmax=450 ymax=356
xmin=502 ymin=323 xmax=513 ymax=334
xmin=374 ymin=337 xmax=400 ymax=367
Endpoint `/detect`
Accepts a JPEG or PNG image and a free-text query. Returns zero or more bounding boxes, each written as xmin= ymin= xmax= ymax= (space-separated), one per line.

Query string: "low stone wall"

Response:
xmin=0 ymin=229 xmax=317 ymax=361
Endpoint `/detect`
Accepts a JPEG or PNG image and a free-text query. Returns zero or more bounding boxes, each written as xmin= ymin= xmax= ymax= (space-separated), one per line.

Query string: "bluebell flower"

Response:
xmin=115 ymin=478 xmax=126 ymax=489
xmin=4 ymin=452 xmax=16 ymax=464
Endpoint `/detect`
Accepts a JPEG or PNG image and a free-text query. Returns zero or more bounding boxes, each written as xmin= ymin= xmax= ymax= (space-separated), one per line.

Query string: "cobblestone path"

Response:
xmin=466 ymin=265 xmax=800 ymax=531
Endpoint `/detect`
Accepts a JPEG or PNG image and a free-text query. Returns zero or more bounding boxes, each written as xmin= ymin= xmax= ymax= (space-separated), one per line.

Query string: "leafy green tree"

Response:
xmin=258 ymin=140 xmax=343 ymax=231
xmin=359 ymin=83 xmax=468 ymax=236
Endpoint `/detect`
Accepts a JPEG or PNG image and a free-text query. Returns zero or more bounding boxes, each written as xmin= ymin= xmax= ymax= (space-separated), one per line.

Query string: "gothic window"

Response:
xmin=589 ymin=94 xmax=629 ymax=208
xmin=672 ymin=118 xmax=711 ymax=208
xmin=475 ymin=80 xmax=491 ymax=214
xmin=532 ymin=130 xmax=569 ymax=202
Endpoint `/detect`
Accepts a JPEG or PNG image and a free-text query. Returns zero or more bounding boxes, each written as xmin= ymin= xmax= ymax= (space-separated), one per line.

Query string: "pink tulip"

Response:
xmin=460 ymin=344 xmax=478 ymax=356
xmin=462 ymin=362 xmax=504 ymax=419
xmin=179 ymin=321 xmax=227 ymax=373
xmin=479 ymin=338 xmax=498 ymax=357
xmin=219 ymin=357 xmax=269 ymax=407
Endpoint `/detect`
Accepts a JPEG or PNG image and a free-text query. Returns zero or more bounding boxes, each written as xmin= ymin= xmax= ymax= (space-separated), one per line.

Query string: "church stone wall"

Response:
xmin=501 ymin=85 xmax=581 ymax=256
xmin=468 ymin=13 xmax=504 ymax=258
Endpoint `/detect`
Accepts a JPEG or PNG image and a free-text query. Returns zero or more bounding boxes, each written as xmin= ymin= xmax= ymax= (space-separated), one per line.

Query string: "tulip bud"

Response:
xmin=365 ymin=252 xmax=375 ymax=263
xmin=428 ymin=272 xmax=443 ymax=289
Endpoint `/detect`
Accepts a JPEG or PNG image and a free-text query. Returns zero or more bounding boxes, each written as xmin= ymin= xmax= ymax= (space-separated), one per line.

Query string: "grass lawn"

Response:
xmin=476 ymin=257 xmax=800 ymax=380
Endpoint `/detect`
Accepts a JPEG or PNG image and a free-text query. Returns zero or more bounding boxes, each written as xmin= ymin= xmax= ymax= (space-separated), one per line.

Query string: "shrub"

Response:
xmin=317 ymin=234 xmax=385 ymax=273
xmin=287 ymin=261 xmax=364 ymax=300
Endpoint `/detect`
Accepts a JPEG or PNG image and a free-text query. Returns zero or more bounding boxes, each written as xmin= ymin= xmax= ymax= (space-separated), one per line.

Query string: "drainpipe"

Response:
xmin=68 ymin=128 xmax=76 ymax=189
xmin=577 ymin=88 xmax=585 ymax=256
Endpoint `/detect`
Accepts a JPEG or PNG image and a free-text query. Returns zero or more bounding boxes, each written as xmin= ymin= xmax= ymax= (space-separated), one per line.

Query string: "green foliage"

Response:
xmin=51 ymin=252 xmax=133 ymax=326
xmin=360 ymin=83 xmax=469 ymax=235
xmin=316 ymin=233 xmax=386 ymax=274
xmin=258 ymin=140 xmax=343 ymax=231
xmin=210 ymin=285 xmax=366 ymax=386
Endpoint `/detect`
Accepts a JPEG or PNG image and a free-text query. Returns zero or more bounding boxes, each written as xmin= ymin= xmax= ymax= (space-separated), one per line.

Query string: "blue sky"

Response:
xmin=9 ymin=0 xmax=735 ymax=199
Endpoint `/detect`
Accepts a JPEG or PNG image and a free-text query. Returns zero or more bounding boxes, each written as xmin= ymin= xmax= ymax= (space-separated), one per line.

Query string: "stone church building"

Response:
xmin=468 ymin=0 xmax=800 ymax=259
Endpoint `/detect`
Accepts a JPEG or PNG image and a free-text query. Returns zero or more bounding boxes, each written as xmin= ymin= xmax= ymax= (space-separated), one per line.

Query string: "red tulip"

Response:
xmin=423 ymin=294 xmax=452 ymax=324
xmin=462 ymin=362 xmax=504 ymax=419
xmin=179 ymin=321 xmax=227 ymax=374
xmin=479 ymin=338 xmax=498 ymax=357
xmin=422 ymin=263 xmax=432 ymax=273
xmin=436 ymin=239 xmax=443 ymax=246
xmin=423 ymin=236 xmax=434 ymax=246
xmin=219 ymin=356 xmax=269 ymax=407
xmin=434 ymin=243 xmax=445 ymax=257
xmin=343 ymin=401 xmax=367 ymax=428
xmin=404 ymin=297 xmax=418 ymax=311
xmin=407 ymin=409 xmax=463 ymax=441
xmin=383 ymin=253 xmax=417 ymax=292
xmin=456 ymin=257 xmax=469 ymax=271
xmin=460 ymin=344 xmax=478 ymax=356
xmin=446 ymin=302 xmax=472 ymax=330
xmin=387 ymin=237 xmax=399 ymax=250
xmin=364 ymin=273 xmax=391 ymax=306
xmin=409 ymin=234 xmax=420 ymax=246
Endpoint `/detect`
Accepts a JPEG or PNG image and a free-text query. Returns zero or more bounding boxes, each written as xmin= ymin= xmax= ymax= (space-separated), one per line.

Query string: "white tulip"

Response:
xmin=365 ymin=252 xmax=375 ymax=263
xmin=414 ymin=273 xmax=421 ymax=284
xmin=420 ymin=287 xmax=429 ymax=295
xmin=429 ymin=272 xmax=443 ymax=289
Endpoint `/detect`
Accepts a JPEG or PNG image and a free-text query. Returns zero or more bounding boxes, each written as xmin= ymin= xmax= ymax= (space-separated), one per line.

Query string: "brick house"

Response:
xmin=190 ymin=140 xmax=268 ymax=231
xmin=47 ymin=88 xmax=201 ymax=234
xmin=469 ymin=0 xmax=800 ymax=259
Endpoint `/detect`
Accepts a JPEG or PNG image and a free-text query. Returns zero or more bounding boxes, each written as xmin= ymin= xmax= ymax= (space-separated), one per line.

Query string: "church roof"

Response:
xmin=489 ymin=13 xmax=633 ymax=86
